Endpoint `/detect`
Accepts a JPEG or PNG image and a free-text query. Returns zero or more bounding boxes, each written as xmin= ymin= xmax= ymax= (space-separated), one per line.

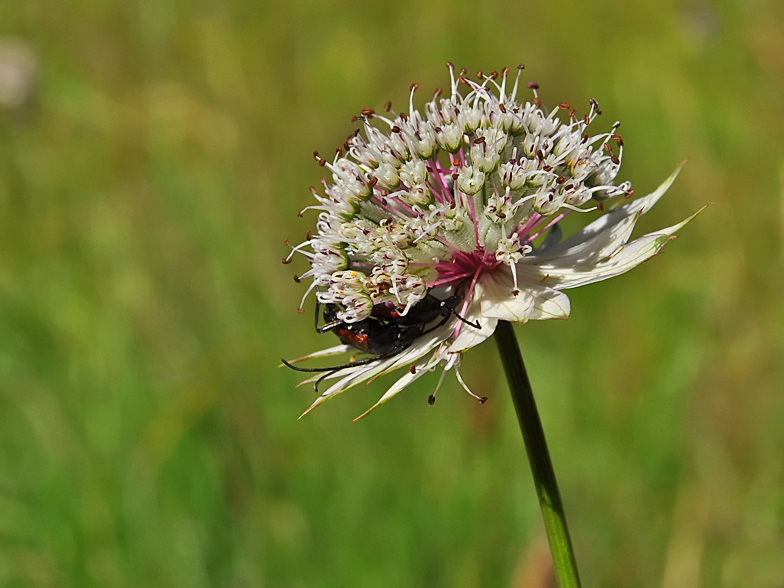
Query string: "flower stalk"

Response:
xmin=494 ymin=320 xmax=581 ymax=588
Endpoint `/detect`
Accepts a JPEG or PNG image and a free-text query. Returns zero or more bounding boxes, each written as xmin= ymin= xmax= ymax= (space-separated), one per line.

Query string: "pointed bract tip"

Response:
xmin=353 ymin=406 xmax=374 ymax=422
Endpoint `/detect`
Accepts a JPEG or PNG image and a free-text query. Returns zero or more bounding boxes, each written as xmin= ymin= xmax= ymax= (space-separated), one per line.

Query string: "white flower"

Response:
xmin=284 ymin=64 xmax=704 ymax=419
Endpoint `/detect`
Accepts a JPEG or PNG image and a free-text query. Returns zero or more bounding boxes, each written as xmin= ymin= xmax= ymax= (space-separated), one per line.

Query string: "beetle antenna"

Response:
xmin=281 ymin=356 xmax=379 ymax=373
xmin=448 ymin=306 xmax=480 ymax=329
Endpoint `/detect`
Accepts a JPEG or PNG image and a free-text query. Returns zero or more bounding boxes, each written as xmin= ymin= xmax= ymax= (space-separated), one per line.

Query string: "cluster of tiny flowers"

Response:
xmin=285 ymin=64 xmax=630 ymax=321
xmin=284 ymin=63 xmax=701 ymax=418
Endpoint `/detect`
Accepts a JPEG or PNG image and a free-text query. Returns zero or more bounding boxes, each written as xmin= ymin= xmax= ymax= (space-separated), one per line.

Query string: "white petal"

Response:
xmin=282 ymin=344 xmax=353 ymax=365
xmin=476 ymin=267 xmax=567 ymax=323
xmin=353 ymin=350 xmax=445 ymax=420
xmin=527 ymin=212 xmax=639 ymax=272
xmin=299 ymin=322 xmax=451 ymax=417
xmin=527 ymin=287 xmax=571 ymax=320
xmin=521 ymin=207 xmax=705 ymax=289
xmin=537 ymin=164 xmax=684 ymax=258
xmin=449 ymin=286 xmax=498 ymax=352
xmin=449 ymin=316 xmax=498 ymax=352
xmin=478 ymin=269 xmax=536 ymax=322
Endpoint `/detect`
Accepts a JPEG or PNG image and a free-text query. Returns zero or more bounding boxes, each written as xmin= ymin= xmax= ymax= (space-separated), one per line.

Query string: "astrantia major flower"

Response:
xmin=284 ymin=64 xmax=702 ymax=419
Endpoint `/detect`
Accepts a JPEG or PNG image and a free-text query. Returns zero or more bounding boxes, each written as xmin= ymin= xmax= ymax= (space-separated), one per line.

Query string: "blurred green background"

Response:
xmin=1 ymin=0 xmax=782 ymax=586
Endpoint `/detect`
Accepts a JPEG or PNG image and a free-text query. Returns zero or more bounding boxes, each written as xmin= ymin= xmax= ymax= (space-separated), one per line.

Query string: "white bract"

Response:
xmin=284 ymin=64 xmax=702 ymax=419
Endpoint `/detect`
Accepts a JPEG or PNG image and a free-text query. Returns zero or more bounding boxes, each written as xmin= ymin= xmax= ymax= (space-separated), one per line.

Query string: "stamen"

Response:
xmin=298 ymin=280 xmax=317 ymax=311
xmin=427 ymin=365 xmax=450 ymax=405
xmin=455 ymin=366 xmax=488 ymax=404
xmin=559 ymin=203 xmax=597 ymax=213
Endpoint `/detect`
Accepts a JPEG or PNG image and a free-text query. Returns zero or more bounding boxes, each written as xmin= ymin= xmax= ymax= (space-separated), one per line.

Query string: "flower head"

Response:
xmin=284 ymin=64 xmax=703 ymax=419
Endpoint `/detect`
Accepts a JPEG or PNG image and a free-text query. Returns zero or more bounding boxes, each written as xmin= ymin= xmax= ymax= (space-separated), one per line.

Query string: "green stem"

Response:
xmin=494 ymin=320 xmax=582 ymax=588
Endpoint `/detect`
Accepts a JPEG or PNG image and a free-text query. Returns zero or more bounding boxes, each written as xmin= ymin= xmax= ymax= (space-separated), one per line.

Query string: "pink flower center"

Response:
xmin=432 ymin=248 xmax=501 ymax=291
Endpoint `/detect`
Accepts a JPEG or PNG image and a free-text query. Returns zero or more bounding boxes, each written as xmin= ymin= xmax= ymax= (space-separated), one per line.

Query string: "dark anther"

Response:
xmin=568 ymin=109 xmax=576 ymax=117
xmin=293 ymin=275 xmax=301 ymax=283
xmin=409 ymin=365 xmax=417 ymax=374
xmin=474 ymin=136 xmax=486 ymax=144
xmin=434 ymin=87 xmax=442 ymax=97
xmin=477 ymin=70 xmax=483 ymax=79
xmin=446 ymin=61 xmax=454 ymax=70
xmin=536 ymin=149 xmax=544 ymax=160
xmin=384 ymin=101 xmax=392 ymax=112
xmin=502 ymin=67 xmax=509 ymax=77
xmin=543 ymin=165 xmax=553 ymax=171
xmin=428 ymin=394 xmax=436 ymax=405
xmin=368 ymin=177 xmax=378 ymax=188
xmin=400 ymin=113 xmax=408 ymax=121
xmin=478 ymin=397 xmax=488 ymax=404
xmin=603 ymin=143 xmax=612 ymax=153
xmin=581 ymin=132 xmax=589 ymax=143
xmin=518 ymin=63 xmax=525 ymax=70
xmin=597 ymin=202 xmax=605 ymax=212
xmin=559 ymin=102 xmax=570 ymax=110
xmin=534 ymin=97 xmax=541 ymax=108
xmin=392 ymin=125 xmax=401 ymax=133
xmin=283 ymin=238 xmax=290 ymax=245
xmin=282 ymin=258 xmax=292 ymax=264
xmin=556 ymin=176 xmax=566 ymax=184
xmin=361 ymin=108 xmax=375 ymax=117
xmin=490 ymin=70 xmax=498 ymax=79
xmin=527 ymin=81 xmax=539 ymax=89
xmin=499 ymin=103 xmax=507 ymax=113
xmin=306 ymin=231 xmax=312 ymax=240
xmin=410 ymin=82 xmax=419 ymax=92
xmin=611 ymin=155 xmax=620 ymax=164
xmin=296 ymin=308 xmax=305 ymax=314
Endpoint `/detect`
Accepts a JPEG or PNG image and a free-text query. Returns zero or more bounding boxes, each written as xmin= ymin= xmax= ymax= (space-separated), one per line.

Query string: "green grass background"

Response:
xmin=1 ymin=0 xmax=782 ymax=586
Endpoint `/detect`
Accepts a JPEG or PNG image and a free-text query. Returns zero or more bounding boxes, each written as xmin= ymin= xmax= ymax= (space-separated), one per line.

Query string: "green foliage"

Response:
xmin=1 ymin=0 xmax=783 ymax=586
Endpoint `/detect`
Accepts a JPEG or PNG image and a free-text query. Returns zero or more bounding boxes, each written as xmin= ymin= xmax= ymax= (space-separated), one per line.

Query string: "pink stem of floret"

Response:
xmin=522 ymin=210 xmax=570 ymax=247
